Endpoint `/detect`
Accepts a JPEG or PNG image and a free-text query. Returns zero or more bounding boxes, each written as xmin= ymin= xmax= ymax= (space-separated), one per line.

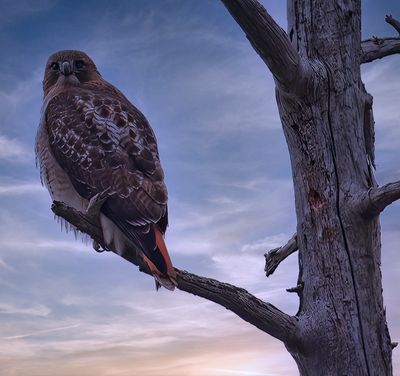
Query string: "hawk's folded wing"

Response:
xmin=45 ymin=85 xmax=168 ymax=272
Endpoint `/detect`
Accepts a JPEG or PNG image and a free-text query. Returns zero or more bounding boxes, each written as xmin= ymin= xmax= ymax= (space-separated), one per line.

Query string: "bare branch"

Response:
xmin=51 ymin=201 xmax=298 ymax=344
xmin=264 ymin=233 xmax=298 ymax=277
xmin=361 ymin=15 xmax=400 ymax=64
xmin=286 ymin=283 xmax=303 ymax=294
xmin=386 ymin=15 xmax=400 ymax=35
xmin=220 ymin=0 xmax=308 ymax=94
xmin=177 ymin=269 xmax=298 ymax=343
xmin=52 ymin=201 xmax=105 ymax=248
xmin=359 ymin=181 xmax=400 ymax=217
xmin=361 ymin=37 xmax=400 ymax=64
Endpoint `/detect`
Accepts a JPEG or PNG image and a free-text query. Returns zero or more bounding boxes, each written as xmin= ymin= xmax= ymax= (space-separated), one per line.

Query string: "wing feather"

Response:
xmin=45 ymin=84 xmax=168 ymax=264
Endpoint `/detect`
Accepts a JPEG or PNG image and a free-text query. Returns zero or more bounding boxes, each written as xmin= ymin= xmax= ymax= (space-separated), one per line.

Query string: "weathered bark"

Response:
xmin=284 ymin=2 xmax=392 ymax=374
xmin=361 ymin=36 xmax=400 ymax=64
xmin=361 ymin=15 xmax=400 ymax=63
xmin=264 ymin=233 xmax=298 ymax=276
xmin=385 ymin=14 xmax=400 ymax=34
xmin=360 ymin=181 xmax=400 ymax=217
xmin=222 ymin=0 xmax=396 ymax=375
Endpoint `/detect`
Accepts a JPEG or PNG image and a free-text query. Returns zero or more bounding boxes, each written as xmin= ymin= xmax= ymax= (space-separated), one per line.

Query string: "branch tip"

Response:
xmin=385 ymin=15 xmax=400 ymax=35
xmin=265 ymin=233 xmax=298 ymax=276
xmin=286 ymin=283 xmax=304 ymax=293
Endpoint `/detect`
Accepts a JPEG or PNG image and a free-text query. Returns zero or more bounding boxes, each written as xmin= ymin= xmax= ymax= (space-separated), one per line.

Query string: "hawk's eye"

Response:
xmin=50 ymin=62 xmax=59 ymax=71
xmin=75 ymin=60 xmax=85 ymax=69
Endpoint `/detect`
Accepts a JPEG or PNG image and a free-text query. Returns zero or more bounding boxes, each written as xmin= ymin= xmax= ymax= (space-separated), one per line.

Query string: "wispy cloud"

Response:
xmin=0 ymin=256 xmax=14 ymax=271
xmin=167 ymin=177 xmax=295 ymax=262
xmin=0 ymin=238 xmax=92 ymax=254
xmin=0 ymin=303 xmax=50 ymax=318
xmin=0 ymin=181 xmax=45 ymax=195
xmin=0 ymin=135 xmax=33 ymax=163
xmin=0 ymin=70 xmax=42 ymax=131
xmin=0 ymin=0 xmax=58 ymax=25
xmin=362 ymin=58 xmax=400 ymax=153
xmin=205 ymin=368 xmax=277 ymax=376
xmin=241 ymin=233 xmax=293 ymax=254
xmin=3 ymin=323 xmax=80 ymax=340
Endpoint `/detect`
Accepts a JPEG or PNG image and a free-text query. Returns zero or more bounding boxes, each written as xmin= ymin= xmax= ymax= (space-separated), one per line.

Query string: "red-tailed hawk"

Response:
xmin=36 ymin=50 xmax=177 ymax=290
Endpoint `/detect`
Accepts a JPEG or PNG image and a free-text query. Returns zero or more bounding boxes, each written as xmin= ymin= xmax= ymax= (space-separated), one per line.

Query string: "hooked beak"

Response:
xmin=60 ymin=61 xmax=73 ymax=76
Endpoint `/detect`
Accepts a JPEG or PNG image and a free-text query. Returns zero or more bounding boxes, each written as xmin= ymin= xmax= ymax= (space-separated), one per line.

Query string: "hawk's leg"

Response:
xmin=86 ymin=190 xmax=111 ymax=253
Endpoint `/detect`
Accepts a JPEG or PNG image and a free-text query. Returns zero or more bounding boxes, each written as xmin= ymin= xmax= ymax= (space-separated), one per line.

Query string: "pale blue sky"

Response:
xmin=0 ymin=1 xmax=399 ymax=375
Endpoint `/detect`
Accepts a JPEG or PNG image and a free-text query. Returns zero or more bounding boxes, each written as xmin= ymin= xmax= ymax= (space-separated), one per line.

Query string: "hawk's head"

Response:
xmin=43 ymin=50 xmax=101 ymax=96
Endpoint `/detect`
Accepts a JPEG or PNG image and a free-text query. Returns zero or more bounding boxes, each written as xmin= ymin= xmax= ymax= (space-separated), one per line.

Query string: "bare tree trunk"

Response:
xmin=281 ymin=1 xmax=391 ymax=372
xmin=221 ymin=0 xmax=399 ymax=374
xmin=50 ymin=1 xmax=400 ymax=375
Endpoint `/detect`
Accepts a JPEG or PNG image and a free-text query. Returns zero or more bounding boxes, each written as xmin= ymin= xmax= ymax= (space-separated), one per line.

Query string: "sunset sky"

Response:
xmin=0 ymin=0 xmax=399 ymax=375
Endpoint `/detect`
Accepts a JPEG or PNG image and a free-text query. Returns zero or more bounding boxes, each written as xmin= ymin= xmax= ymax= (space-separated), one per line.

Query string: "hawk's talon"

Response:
xmin=92 ymin=240 xmax=109 ymax=253
xmin=93 ymin=240 xmax=101 ymax=252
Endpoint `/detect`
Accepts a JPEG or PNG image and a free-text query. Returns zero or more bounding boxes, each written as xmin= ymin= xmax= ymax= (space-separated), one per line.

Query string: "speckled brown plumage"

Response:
xmin=36 ymin=50 xmax=175 ymax=289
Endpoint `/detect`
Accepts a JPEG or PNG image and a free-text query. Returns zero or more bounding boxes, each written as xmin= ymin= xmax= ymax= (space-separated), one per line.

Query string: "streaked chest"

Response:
xmin=36 ymin=114 xmax=88 ymax=212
